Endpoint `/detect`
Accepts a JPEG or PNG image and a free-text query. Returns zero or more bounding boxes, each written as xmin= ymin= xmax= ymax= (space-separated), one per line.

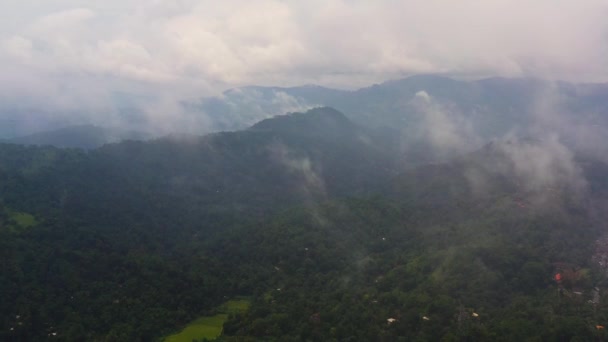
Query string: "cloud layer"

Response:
xmin=2 ymin=1 xmax=608 ymax=94
xmin=1 ymin=0 xmax=607 ymax=136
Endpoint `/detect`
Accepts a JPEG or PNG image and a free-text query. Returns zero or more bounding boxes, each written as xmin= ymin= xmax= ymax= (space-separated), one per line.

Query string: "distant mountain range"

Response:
xmin=197 ymin=75 xmax=608 ymax=134
xmin=3 ymin=75 xmax=608 ymax=156
xmin=5 ymin=124 xmax=153 ymax=149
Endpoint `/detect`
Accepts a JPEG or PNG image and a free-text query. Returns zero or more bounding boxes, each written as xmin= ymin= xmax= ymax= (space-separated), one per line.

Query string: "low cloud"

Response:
xmin=528 ymin=82 xmax=608 ymax=164
xmin=501 ymin=135 xmax=586 ymax=193
xmin=1 ymin=1 xmax=607 ymax=133
xmin=269 ymin=141 xmax=326 ymax=197
xmin=205 ymin=88 xmax=315 ymax=131
xmin=461 ymin=82 xmax=592 ymax=203
xmin=408 ymin=90 xmax=481 ymax=160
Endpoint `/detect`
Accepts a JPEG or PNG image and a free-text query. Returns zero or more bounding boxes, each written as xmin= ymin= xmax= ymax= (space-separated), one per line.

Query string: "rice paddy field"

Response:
xmin=164 ymin=299 xmax=250 ymax=342
xmin=2 ymin=209 xmax=38 ymax=233
xmin=9 ymin=210 xmax=38 ymax=228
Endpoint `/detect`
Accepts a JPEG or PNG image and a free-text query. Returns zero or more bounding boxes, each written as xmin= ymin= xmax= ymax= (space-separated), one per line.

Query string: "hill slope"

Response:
xmin=2 ymin=108 xmax=608 ymax=340
xmin=7 ymin=124 xmax=152 ymax=149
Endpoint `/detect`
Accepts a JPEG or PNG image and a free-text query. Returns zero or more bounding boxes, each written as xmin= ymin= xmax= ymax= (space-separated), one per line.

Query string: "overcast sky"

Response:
xmin=1 ymin=0 xmax=608 ymax=113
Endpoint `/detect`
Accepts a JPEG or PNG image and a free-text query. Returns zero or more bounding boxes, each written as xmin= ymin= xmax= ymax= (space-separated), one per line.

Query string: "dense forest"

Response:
xmin=3 ymin=107 xmax=608 ymax=341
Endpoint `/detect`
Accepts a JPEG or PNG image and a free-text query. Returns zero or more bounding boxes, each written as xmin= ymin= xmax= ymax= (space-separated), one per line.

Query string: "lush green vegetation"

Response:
xmin=7 ymin=210 xmax=38 ymax=228
xmin=164 ymin=299 xmax=250 ymax=342
xmin=1 ymin=207 xmax=38 ymax=233
xmin=220 ymin=300 xmax=251 ymax=315
xmin=165 ymin=315 xmax=228 ymax=342
xmin=2 ymin=108 xmax=608 ymax=340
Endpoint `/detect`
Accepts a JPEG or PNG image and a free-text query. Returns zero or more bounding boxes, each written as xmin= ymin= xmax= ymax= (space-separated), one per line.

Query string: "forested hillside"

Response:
xmin=2 ymin=107 xmax=608 ymax=341
xmin=197 ymin=76 xmax=608 ymax=141
xmin=217 ymin=140 xmax=608 ymax=341
xmin=6 ymin=125 xmax=153 ymax=149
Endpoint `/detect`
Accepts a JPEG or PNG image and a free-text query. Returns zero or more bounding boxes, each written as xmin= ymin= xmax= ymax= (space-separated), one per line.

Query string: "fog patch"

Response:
xmin=463 ymin=167 xmax=494 ymax=198
xmin=268 ymin=141 xmax=328 ymax=226
xmin=269 ymin=142 xmax=325 ymax=195
xmin=462 ymin=136 xmax=587 ymax=208
xmin=456 ymin=81 xmax=598 ymax=205
xmin=408 ymin=90 xmax=481 ymax=161
xmin=501 ymin=135 xmax=586 ymax=193
xmin=203 ymin=88 xmax=316 ymax=131
xmin=529 ymin=82 xmax=608 ymax=164
xmin=414 ymin=90 xmax=430 ymax=102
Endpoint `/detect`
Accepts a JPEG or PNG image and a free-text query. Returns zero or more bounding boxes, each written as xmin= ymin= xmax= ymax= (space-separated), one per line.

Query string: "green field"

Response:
xmin=219 ymin=299 xmax=250 ymax=314
xmin=9 ymin=211 xmax=38 ymax=228
xmin=164 ymin=314 xmax=228 ymax=342
xmin=2 ymin=209 xmax=38 ymax=233
xmin=164 ymin=299 xmax=250 ymax=342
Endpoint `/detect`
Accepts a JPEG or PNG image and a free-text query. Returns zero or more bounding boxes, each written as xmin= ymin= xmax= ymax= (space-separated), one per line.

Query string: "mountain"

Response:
xmin=0 ymin=107 xmax=73 ymax=140
xmin=197 ymin=76 xmax=608 ymax=158
xmin=0 ymin=107 xmax=392 ymax=224
xmin=250 ymin=106 xmax=355 ymax=134
xmin=196 ymin=75 xmax=600 ymax=130
xmin=3 ymin=76 xmax=608 ymax=154
xmin=0 ymin=106 xmax=402 ymax=340
xmin=3 ymin=104 xmax=608 ymax=340
xmin=7 ymin=124 xmax=153 ymax=149
xmin=191 ymin=84 xmax=349 ymax=131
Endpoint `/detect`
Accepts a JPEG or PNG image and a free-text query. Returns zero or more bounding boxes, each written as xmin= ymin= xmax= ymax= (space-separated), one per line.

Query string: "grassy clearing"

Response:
xmin=220 ymin=299 xmax=250 ymax=314
xmin=9 ymin=210 xmax=38 ymax=228
xmin=164 ymin=314 xmax=228 ymax=342
xmin=2 ymin=209 xmax=38 ymax=233
xmin=164 ymin=299 xmax=250 ymax=342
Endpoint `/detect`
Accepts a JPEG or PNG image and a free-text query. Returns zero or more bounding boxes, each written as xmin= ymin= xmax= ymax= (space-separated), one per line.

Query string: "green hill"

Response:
xmin=2 ymin=107 xmax=608 ymax=341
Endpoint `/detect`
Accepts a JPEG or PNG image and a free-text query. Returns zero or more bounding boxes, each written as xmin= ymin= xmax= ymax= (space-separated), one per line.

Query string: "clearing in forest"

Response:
xmin=164 ymin=299 xmax=250 ymax=342
xmin=9 ymin=211 xmax=38 ymax=228
xmin=164 ymin=314 xmax=228 ymax=342
xmin=2 ymin=209 xmax=38 ymax=233
xmin=220 ymin=299 xmax=250 ymax=314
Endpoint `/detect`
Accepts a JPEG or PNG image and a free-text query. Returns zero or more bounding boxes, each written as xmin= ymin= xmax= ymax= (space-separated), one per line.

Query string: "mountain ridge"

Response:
xmin=7 ymin=124 xmax=153 ymax=149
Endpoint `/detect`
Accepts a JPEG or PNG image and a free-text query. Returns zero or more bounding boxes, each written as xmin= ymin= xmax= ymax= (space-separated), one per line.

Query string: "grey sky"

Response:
xmin=1 ymin=0 xmax=607 ymax=115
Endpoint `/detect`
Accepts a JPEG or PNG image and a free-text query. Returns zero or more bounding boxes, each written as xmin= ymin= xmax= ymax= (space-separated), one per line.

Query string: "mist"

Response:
xmin=1 ymin=1 xmax=608 ymax=137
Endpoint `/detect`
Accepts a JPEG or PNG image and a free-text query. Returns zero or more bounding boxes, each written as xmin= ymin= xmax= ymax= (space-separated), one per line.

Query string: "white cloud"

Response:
xmin=0 ymin=0 xmax=607 ymax=130
xmin=2 ymin=36 xmax=33 ymax=60
xmin=500 ymin=135 xmax=586 ymax=193
xmin=32 ymin=7 xmax=95 ymax=32
xmin=410 ymin=90 xmax=481 ymax=159
xmin=3 ymin=1 xmax=607 ymax=85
